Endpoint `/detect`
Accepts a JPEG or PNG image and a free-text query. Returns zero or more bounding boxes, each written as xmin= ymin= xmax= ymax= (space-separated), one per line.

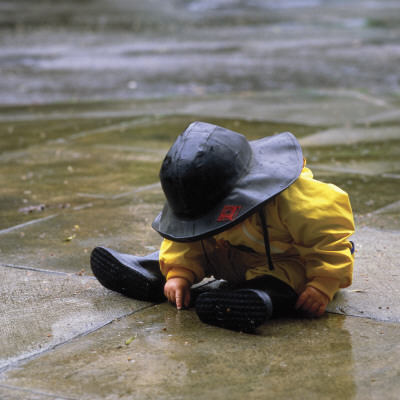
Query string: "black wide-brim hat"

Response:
xmin=152 ymin=122 xmax=303 ymax=242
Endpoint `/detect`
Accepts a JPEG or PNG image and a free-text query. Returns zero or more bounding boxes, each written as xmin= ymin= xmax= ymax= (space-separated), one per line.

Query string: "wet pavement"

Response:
xmin=1 ymin=1 xmax=400 ymax=399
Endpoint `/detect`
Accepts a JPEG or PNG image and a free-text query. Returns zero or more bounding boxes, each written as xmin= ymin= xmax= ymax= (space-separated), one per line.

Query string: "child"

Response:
xmin=91 ymin=121 xmax=355 ymax=331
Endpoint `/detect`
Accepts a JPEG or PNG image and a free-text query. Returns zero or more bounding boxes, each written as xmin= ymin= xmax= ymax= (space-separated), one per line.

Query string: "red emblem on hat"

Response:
xmin=217 ymin=205 xmax=242 ymax=222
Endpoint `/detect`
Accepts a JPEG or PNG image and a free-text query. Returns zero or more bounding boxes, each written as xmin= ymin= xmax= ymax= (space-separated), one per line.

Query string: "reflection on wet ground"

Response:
xmin=0 ymin=1 xmax=400 ymax=399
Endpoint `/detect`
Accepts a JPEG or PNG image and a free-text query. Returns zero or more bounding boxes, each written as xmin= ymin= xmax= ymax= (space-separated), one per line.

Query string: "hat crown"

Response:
xmin=160 ymin=122 xmax=252 ymax=218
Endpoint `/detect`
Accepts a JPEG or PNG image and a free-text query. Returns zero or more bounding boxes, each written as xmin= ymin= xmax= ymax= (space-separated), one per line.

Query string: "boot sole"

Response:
xmin=195 ymin=289 xmax=272 ymax=332
xmin=90 ymin=246 xmax=164 ymax=302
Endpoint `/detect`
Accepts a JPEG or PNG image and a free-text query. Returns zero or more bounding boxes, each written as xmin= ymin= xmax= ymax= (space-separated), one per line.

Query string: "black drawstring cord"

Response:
xmin=258 ymin=209 xmax=275 ymax=271
xmin=201 ymin=239 xmax=210 ymax=266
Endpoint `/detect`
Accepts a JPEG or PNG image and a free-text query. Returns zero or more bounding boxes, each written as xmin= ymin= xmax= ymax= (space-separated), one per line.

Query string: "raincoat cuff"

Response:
xmin=307 ymin=277 xmax=341 ymax=301
xmin=166 ymin=267 xmax=196 ymax=285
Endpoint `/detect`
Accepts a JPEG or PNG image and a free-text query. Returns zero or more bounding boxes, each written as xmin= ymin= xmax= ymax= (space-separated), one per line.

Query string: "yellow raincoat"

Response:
xmin=159 ymin=163 xmax=355 ymax=301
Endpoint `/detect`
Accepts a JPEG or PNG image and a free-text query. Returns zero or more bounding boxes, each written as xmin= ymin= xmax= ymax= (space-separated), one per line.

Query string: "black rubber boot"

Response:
xmin=237 ymin=275 xmax=298 ymax=319
xmin=90 ymin=247 xmax=165 ymax=302
xmin=195 ymin=288 xmax=273 ymax=332
xmin=195 ymin=275 xmax=297 ymax=332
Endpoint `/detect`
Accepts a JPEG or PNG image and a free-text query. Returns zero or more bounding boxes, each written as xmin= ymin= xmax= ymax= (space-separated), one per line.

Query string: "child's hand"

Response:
xmin=164 ymin=277 xmax=191 ymax=310
xmin=295 ymin=286 xmax=329 ymax=317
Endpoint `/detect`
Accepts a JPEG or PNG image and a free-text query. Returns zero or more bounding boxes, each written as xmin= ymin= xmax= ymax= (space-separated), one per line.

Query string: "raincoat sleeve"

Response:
xmin=159 ymin=239 xmax=207 ymax=285
xmin=277 ymin=166 xmax=355 ymax=300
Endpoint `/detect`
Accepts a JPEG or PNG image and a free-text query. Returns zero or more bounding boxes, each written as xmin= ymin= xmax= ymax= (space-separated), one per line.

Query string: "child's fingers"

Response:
xmin=177 ymin=288 xmax=192 ymax=309
xmin=295 ymin=289 xmax=328 ymax=318
xmin=175 ymin=288 xmax=183 ymax=309
xmin=296 ymin=287 xmax=329 ymax=310
xmin=314 ymin=305 xmax=326 ymax=317
xmin=299 ymin=298 xmax=315 ymax=313
xmin=164 ymin=288 xmax=174 ymax=304
xmin=295 ymin=291 xmax=308 ymax=309
xmin=163 ymin=278 xmax=191 ymax=309
xmin=306 ymin=301 xmax=326 ymax=318
xmin=306 ymin=300 xmax=321 ymax=314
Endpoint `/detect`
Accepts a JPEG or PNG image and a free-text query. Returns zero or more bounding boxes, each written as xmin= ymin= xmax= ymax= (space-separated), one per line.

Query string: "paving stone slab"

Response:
xmin=327 ymin=227 xmax=400 ymax=323
xmin=356 ymin=108 xmax=400 ymax=125
xmin=0 ymin=385 xmax=69 ymax=400
xmin=0 ymin=266 xmax=153 ymax=371
xmin=0 ymin=123 xmax=165 ymax=232
xmin=354 ymin=196 xmax=400 ymax=231
xmin=0 ymin=193 xmax=163 ymax=274
xmin=299 ymin=126 xmax=400 ymax=147
xmin=162 ymin=92 xmax=396 ymax=126
xmin=1 ymin=305 xmax=399 ymax=400
xmin=1 ymin=90 xmax=395 ymax=128
xmin=309 ymin=162 xmax=399 ymax=177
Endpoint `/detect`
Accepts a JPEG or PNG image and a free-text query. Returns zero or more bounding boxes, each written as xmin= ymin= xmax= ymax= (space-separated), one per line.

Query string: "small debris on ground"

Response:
xmin=125 ymin=336 xmax=137 ymax=345
xmin=18 ymin=204 xmax=47 ymax=214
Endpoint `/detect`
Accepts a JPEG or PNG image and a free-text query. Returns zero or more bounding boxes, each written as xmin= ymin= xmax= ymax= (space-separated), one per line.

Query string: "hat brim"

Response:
xmin=152 ymin=131 xmax=303 ymax=242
